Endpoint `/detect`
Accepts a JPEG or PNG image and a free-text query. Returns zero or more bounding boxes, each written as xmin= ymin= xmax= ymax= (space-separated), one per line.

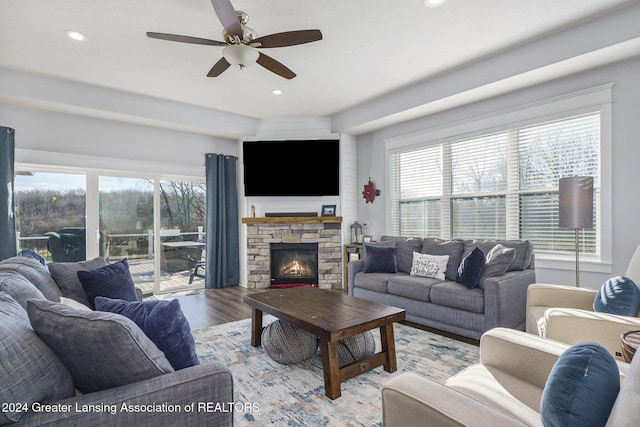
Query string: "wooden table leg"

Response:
xmin=250 ymin=307 xmax=263 ymax=347
xmin=319 ymin=338 xmax=341 ymax=399
xmin=380 ymin=323 xmax=398 ymax=372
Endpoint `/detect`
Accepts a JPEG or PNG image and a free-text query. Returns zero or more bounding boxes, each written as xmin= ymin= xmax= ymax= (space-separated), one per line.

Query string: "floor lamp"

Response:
xmin=559 ymin=176 xmax=594 ymax=287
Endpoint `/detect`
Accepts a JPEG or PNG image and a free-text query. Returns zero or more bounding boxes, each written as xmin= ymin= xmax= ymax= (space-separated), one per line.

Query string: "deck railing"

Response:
xmin=17 ymin=230 xmax=204 ymax=262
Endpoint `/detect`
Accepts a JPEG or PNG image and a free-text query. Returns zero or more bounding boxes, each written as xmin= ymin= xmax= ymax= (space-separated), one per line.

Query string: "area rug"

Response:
xmin=193 ymin=317 xmax=479 ymax=426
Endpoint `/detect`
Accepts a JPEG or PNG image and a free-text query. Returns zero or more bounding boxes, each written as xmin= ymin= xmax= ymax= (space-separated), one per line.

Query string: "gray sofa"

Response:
xmin=348 ymin=237 xmax=535 ymax=340
xmin=0 ymin=256 xmax=233 ymax=426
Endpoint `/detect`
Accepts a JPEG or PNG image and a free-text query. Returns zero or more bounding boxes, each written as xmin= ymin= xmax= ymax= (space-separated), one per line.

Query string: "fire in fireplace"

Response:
xmin=270 ymin=243 xmax=318 ymax=285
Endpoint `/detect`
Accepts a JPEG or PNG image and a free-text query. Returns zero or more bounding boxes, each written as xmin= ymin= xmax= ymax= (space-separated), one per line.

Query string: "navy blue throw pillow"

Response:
xmin=77 ymin=259 xmax=137 ymax=309
xmin=593 ymin=276 xmax=640 ymax=316
xmin=540 ymin=342 xmax=619 ymax=427
xmin=456 ymin=247 xmax=486 ymax=289
xmin=95 ymin=297 xmax=200 ymax=370
xmin=364 ymin=245 xmax=398 ymax=274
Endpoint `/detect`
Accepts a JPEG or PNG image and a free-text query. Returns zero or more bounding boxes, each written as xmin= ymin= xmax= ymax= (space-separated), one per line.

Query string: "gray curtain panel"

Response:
xmin=205 ymin=154 xmax=239 ymax=289
xmin=0 ymin=127 xmax=16 ymax=261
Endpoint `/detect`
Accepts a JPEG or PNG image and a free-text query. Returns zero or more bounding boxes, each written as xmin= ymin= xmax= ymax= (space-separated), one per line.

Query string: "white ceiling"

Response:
xmin=0 ymin=0 xmax=638 ymax=136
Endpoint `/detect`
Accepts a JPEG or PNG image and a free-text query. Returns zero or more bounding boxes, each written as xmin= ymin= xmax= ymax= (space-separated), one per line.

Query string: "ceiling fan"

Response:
xmin=146 ymin=0 xmax=323 ymax=79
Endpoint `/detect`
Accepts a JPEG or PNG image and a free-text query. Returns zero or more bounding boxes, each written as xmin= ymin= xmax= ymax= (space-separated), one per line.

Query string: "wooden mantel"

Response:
xmin=242 ymin=216 xmax=343 ymax=225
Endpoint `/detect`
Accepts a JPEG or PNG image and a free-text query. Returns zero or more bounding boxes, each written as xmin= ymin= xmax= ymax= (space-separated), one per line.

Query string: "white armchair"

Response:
xmin=526 ymin=245 xmax=640 ymax=360
xmin=382 ymin=328 xmax=636 ymax=427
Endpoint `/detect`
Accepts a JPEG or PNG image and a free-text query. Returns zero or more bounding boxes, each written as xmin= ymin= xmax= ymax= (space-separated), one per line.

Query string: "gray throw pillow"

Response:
xmin=395 ymin=238 xmax=424 ymax=274
xmin=462 ymin=240 xmax=498 ymax=261
xmin=421 ymin=239 xmax=466 ymax=281
xmin=478 ymin=244 xmax=516 ymax=288
xmin=463 ymin=240 xmax=530 ymax=272
xmin=0 ymin=292 xmax=75 ymax=425
xmin=48 ymin=256 xmax=108 ymax=306
xmin=27 ymin=299 xmax=174 ymax=394
xmin=497 ymin=240 xmax=530 ymax=271
xmin=0 ymin=256 xmax=62 ymax=301
xmin=0 ymin=272 xmax=46 ymax=310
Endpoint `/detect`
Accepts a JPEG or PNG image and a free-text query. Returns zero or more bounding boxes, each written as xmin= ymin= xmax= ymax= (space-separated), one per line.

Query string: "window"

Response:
xmin=451 ymin=132 xmax=508 ymax=239
xmin=15 ymin=172 xmax=87 ymax=261
xmin=516 ymin=114 xmax=600 ymax=254
xmin=389 ymin=145 xmax=442 ymax=238
xmin=390 ymin=112 xmax=601 ymax=258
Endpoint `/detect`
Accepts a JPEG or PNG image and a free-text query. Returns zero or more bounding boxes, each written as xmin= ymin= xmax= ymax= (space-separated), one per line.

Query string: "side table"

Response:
xmin=342 ymin=244 xmax=363 ymax=292
xmin=621 ymin=330 xmax=640 ymax=363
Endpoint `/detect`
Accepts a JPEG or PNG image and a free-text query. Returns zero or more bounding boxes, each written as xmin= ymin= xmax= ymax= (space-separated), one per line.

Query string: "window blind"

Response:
xmin=450 ymin=132 xmax=508 ymax=195
xmin=390 ymin=112 xmax=600 ymax=256
xmin=390 ymin=145 xmax=442 ymax=238
xmin=514 ymin=113 xmax=600 ymax=254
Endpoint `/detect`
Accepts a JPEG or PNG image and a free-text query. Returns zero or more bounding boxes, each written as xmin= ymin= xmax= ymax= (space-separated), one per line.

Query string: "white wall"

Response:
xmin=241 ymin=118 xmax=341 ymax=218
xmin=236 ymin=118 xmax=357 ymax=287
xmin=1 ymin=106 xmax=356 ymax=288
xmin=355 ymin=56 xmax=640 ymax=290
xmin=1 ymin=105 xmax=237 ymax=177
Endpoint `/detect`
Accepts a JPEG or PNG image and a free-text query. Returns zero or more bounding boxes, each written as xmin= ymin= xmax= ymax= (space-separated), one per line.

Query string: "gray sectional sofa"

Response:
xmin=348 ymin=237 xmax=536 ymax=340
xmin=0 ymin=255 xmax=233 ymax=426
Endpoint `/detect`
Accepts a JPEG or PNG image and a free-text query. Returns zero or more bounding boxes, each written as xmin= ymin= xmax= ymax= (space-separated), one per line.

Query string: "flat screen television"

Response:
xmin=243 ymin=139 xmax=340 ymax=196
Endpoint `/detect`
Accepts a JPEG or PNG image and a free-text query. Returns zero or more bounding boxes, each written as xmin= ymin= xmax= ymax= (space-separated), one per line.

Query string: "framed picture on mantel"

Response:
xmin=321 ymin=205 xmax=336 ymax=216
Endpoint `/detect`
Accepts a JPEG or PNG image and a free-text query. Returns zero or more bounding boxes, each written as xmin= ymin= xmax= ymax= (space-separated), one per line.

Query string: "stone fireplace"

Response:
xmin=242 ymin=216 xmax=342 ymax=289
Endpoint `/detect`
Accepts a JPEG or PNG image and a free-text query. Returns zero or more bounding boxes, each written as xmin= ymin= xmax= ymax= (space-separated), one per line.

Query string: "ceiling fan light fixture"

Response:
xmin=222 ymin=44 xmax=259 ymax=68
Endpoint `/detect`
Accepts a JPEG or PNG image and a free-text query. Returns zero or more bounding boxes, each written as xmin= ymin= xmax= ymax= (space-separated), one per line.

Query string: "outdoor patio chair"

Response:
xmin=189 ymin=260 xmax=206 ymax=284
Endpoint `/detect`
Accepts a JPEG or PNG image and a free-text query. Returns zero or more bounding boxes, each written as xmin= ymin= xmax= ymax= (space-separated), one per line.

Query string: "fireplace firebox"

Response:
xmin=270 ymin=243 xmax=319 ymax=285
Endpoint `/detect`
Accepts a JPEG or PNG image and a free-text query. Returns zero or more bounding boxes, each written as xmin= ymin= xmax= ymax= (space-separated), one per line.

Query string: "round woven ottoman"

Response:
xmin=337 ymin=331 xmax=376 ymax=367
xmin=261 ymin=320 xmax=319 ymax=365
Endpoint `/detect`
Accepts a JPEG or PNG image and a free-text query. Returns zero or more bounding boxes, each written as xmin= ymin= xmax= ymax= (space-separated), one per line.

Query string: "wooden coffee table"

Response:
xmin=244 ymin=287 xmax=405 ymax=399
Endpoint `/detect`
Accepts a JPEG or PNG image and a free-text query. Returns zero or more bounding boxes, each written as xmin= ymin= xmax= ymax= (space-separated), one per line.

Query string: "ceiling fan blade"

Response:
xmin=210 ymin=0 xmax=242 ymax=38
xmin=256 ymin=53 xmax=296 ymax=80
xmin=146 ymin=32 xmax=226 ymax=46
xmin=207 ymin=57 xmax=231 ymax=77
xmin=253 ymin=30 xmax=323 ymax=48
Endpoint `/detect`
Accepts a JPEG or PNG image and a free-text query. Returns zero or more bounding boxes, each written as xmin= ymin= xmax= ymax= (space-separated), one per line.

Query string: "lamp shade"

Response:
xmin=559 ymin=176 xmax=594 ymax=229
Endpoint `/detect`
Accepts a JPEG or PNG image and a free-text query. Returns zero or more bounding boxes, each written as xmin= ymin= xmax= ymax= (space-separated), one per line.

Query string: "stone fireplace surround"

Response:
xmin=242 ymin=216 xmax=343 ymax=289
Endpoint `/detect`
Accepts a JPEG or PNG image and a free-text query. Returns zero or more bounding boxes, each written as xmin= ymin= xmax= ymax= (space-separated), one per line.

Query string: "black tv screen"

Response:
xmin=243 ymin=139 xmax=340 ymax=196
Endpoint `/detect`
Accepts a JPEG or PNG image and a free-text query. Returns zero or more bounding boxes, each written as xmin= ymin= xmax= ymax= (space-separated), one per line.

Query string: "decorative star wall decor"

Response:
xmin=362 ymin=177 xmax=381 ymax=203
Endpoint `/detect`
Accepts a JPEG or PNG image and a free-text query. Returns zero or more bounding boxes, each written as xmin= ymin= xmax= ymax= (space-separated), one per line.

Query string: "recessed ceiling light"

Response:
xmin=64 ymin=30 xmax=86 ymax=41
xmin=272 ymin=89 xmax=283 ymax=95
xmin=425 ymin=0 xmax=447 ymax=7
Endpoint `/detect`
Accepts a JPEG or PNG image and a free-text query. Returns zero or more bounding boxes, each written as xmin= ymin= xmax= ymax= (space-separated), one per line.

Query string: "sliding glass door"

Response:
xmin=99 ymin=176 xmax=155 ymax=293
xmin=99 ymin=176 xmax=206 ymax=293
xmin=15 ymin=167 xmax=205 ymax=294
xmin=158 ymin=180 xmax=206 ymax=290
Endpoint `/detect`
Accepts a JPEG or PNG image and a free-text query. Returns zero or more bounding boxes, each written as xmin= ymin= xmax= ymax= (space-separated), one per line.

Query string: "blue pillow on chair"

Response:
xmin=593 ymin=276 xmax=640 ymax=316
xmin=540 ymin=342 xmax=619 ymax=427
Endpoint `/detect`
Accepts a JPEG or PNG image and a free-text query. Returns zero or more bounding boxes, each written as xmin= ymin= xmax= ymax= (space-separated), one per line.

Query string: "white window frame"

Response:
xmin=385 ymin=84 xmax=613 ymax=274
